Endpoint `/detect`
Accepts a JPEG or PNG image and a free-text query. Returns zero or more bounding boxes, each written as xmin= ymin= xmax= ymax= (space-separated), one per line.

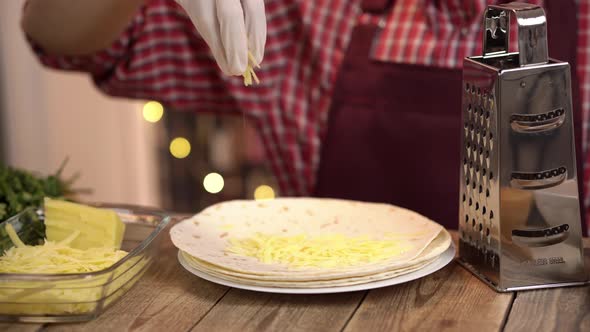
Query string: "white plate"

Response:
xmin=177 ymin=243 xmax=456 ymax=294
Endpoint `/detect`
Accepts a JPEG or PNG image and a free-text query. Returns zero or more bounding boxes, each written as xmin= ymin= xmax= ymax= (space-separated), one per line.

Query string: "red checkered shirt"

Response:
xmin=30 ymin=0 xmax=590 ymax=219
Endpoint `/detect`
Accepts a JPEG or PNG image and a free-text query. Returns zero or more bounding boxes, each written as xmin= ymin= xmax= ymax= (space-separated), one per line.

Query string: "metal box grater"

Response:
xmin=457 ymin=2 xmax=589 ymax=292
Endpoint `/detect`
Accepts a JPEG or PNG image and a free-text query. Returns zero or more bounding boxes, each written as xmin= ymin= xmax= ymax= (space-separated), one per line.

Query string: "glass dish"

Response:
xmin=0 ymin=204 xmax=170 ymax=323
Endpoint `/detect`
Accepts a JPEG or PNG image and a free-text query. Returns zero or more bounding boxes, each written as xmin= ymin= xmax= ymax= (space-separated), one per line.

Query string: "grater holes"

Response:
xmin=472 ymin=218 xmax=476 ymax=228
xmin=465 ymin=214 xmax=469 ymax=223
xmin=482 ymin=206 xmax=486 ymax=215
xmin=490 ymin=210 xmax=494 ymax=219
xmin=469 ymin=198 xmax=473 ymax=206
xmin=475 ymin=202 xmax=479 ymax=211
xmin=489 ymin=171 xmax=494 ymax=180
xmin=479 ymin=223 xmax=483 ymax=232
xmin=486 ymin=188 xmax=490 ymax=197
xmin=479 ymin=185 xmax=483 ymax=194
xmin=462 ymin=194 xmax=466 ymax=202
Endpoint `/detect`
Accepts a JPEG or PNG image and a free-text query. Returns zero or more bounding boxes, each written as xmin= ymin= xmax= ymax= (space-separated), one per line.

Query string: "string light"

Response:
xmin=169 ymin=137 xmax=191 ymax=159
xmin=142 ymin=101 xmax=164 ymax=123
xmin=204 ymin=173 xmax=224 ymax=194
xmin=254 ymin=185 xmax=275 ymax=201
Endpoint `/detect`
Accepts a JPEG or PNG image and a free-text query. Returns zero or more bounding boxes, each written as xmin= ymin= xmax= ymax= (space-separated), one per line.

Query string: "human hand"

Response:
xmin=175 ymin=0 xmax=266 ymax=76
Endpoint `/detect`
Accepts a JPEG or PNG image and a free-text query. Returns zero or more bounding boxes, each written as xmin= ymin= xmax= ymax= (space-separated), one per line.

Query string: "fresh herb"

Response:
xmin=0 ymin=208 xmax=45 ymax=253
xmin=0 ymin=159 xmax=81 ymax=252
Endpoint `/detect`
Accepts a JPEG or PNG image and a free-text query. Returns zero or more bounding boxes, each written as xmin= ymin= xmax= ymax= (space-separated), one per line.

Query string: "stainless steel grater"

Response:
xmin=457 ymin=2 xmax=588 ymax=292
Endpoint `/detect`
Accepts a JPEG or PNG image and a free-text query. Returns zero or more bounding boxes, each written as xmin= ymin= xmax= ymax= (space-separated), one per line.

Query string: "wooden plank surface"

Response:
xmin=504 ymin=239 xmax=590 ymax=332
xmin=2 ymin=225 xmax=589 ymax=332
xmin=45 ymin=220 xmax=229 ymax=332
xmin=343 ymin=261 xmax=514 ymax=332
xmin=192 ymin=289 xmax=366 ymax=332
xmin=0 ymin=324 xmax=42 ymax=332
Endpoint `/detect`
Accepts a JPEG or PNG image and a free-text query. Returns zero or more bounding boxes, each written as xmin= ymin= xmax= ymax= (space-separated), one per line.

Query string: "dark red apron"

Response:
xmin=314 ymin=0 xmax=587 ymax=234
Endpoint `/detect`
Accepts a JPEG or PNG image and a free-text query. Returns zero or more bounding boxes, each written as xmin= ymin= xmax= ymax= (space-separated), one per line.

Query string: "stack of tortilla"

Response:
xmin=170 ymin=198 xmax=451 ymax=288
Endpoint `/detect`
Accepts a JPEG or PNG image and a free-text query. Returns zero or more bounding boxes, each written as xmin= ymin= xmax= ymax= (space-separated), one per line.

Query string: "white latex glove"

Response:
xmin=175 ymin=0 xmax=266 ymax=76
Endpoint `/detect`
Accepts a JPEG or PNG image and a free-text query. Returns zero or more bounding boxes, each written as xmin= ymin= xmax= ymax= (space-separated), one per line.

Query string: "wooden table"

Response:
xmin=3 ymin=219 xmax=589 ymax=332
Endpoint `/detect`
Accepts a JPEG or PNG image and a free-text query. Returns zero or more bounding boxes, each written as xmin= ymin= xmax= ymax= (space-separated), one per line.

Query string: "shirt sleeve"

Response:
xmin=27 ymin=11 xmax=139 ymax=86
xmin=25 ymin=0 xmax=232 ymax=111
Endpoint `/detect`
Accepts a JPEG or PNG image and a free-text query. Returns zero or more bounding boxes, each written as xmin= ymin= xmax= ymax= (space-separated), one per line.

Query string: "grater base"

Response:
xmin=457 ymin=258 xmax=589 ymax=292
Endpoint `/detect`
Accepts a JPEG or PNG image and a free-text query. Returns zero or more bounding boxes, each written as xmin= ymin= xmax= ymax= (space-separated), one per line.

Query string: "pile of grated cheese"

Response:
xmin=226 ymin=233 xmax=413 ymax=268
xmin=0 ymin=224 xmax=127 ymax=274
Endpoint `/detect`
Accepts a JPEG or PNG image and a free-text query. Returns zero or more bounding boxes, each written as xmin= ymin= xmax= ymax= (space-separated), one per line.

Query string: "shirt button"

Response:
xmin=461 ymin=28 xmax=469 ymax=36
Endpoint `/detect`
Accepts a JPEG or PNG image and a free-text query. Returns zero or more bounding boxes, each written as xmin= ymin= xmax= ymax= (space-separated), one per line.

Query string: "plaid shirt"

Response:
xmin=31 ymin=0 xmax=590 ymax=218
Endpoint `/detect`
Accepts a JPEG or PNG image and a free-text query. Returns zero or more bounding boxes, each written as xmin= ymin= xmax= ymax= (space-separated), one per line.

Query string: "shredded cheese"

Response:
xmin=226 ymin=233 xmax=413 ymax=268
xmin=0 ymin=224 xmax=127 ymax=274
xmin=0 ymin=221 xmax=143 ymax=316
xmin=243 ymin=51 xmax=260 ymax=86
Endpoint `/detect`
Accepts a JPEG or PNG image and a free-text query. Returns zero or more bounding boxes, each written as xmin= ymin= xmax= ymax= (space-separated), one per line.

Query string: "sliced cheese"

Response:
xmin=44 ymin=197 xmax=125 ymax=250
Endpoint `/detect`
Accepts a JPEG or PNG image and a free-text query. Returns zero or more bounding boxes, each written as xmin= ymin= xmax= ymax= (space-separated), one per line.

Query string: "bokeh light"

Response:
xmin=142 ymin=101 xmax=164 ymax=123
xmin=169 ymin=137 xmax=191 ymax=159
xmin=254 ymin=185 xmax=275 ymax=201
xmin=203 ymin=173 xmax=224 ymax=194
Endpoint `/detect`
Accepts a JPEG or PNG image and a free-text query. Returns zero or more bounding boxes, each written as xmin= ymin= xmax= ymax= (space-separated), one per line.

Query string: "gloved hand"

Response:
xmin=175 ymin=0 xmax=266 ymax=76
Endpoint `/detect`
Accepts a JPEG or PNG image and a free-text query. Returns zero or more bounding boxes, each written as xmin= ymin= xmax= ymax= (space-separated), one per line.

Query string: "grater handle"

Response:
xmin=483 ymin=2 xmax=548 ymax=66
xmin=509 ymin=109 xmax=566 ymax=133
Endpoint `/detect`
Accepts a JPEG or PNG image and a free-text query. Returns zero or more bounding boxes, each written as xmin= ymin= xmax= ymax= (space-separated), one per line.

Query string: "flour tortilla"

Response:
xmin=170 ymin=198 xmax=448 ymax=279
xmin=179 ymin=229 xmax=451 ymax=288
xmin=181 ymin=229 xmax=451 ymax=282
xmin=181 ymin=251 xmax=436 ymax=288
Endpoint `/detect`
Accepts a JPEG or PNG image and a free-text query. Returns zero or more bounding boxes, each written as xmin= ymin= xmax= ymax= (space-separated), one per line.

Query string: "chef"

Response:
xmin=21 ymin=0 xmax=587 ymax=233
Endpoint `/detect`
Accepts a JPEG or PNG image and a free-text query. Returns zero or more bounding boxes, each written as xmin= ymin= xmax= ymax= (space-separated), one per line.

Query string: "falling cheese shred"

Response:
xmin=0 ymin=224 xmax=127 ymax=274
xmin=226 ymin=233 xmax=413 ymax=268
